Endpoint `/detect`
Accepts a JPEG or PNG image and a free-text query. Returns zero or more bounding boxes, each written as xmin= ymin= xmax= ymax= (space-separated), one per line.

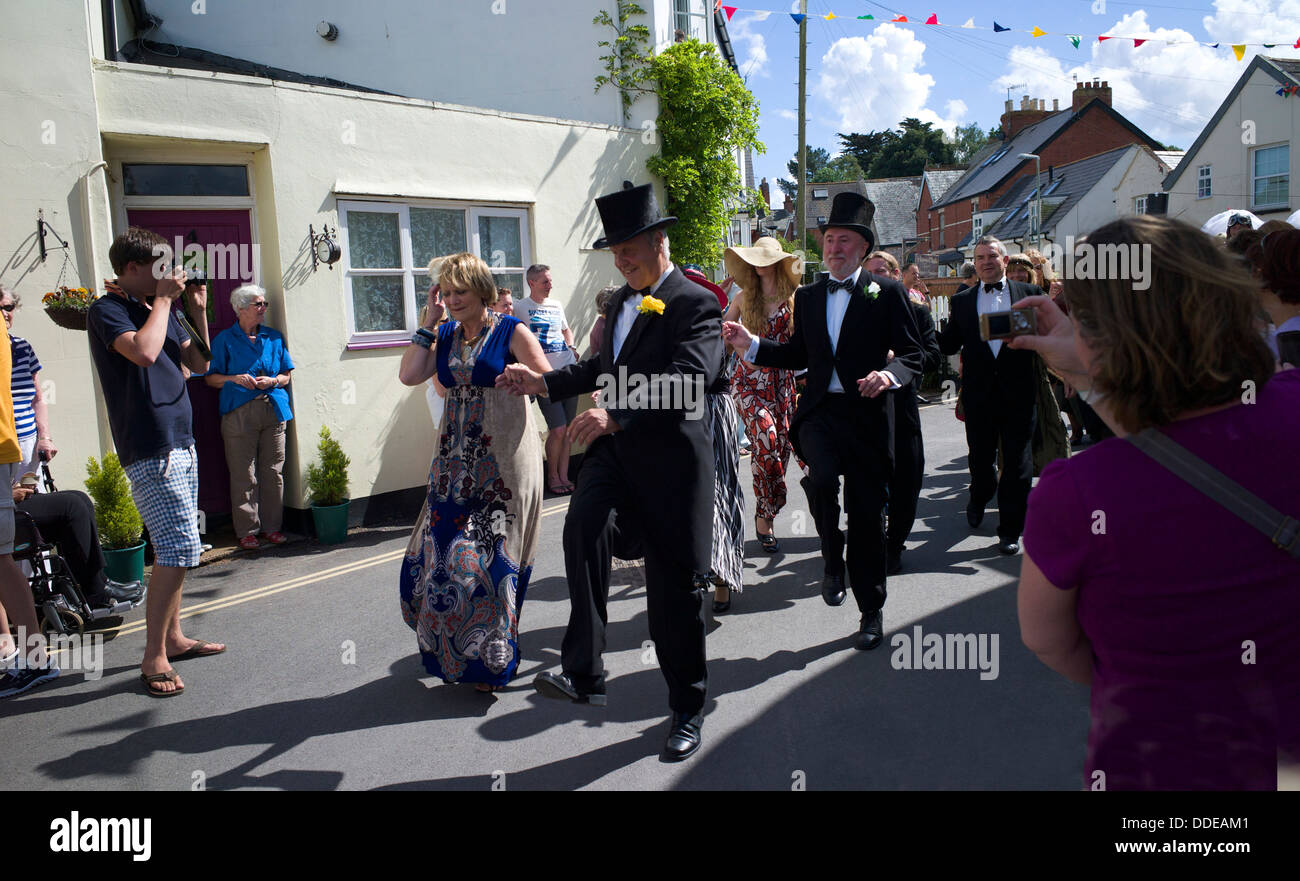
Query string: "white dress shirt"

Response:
xmin=976 ymin=276 xmax=1010 ymax=357
xmin=743 ymin=267 xmax=898 ymax=391
xmin=612 ymin=265 xmax=675 ymax=362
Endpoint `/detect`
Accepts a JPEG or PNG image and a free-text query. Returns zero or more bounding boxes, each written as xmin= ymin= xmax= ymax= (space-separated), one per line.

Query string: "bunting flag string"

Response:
xmin=706 ymin=5 xmax=1299 ymax=58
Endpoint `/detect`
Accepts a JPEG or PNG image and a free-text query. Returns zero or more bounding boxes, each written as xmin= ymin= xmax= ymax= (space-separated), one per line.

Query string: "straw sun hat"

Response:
xmin=723 ymin=236 xmax=803 ymax=297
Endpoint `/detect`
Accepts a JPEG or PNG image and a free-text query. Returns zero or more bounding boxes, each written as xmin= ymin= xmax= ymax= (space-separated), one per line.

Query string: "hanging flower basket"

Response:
xmin=42 ymin=287 xmax=98 ymax=331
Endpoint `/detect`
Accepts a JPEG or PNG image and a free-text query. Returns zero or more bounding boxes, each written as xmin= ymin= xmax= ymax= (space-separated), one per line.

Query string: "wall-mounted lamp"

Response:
xmin=317 ymin=21 xmax=339 ymax=41
xmin=37 ymin=209 xmax=69 ymax=263
xmin=310 ymin=224 xmax=341 ymax=271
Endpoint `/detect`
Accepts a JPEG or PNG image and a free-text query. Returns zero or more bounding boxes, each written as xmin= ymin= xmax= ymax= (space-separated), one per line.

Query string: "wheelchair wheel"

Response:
xmin=42 ymin=604 xmax=84 ymax=637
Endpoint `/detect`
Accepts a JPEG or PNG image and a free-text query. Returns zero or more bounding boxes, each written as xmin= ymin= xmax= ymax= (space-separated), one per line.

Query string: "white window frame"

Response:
xmin=1197 ymin=164 xmax=1212 ymax=199
xmin=673 ymin=0 xmax=711 ymax=41
xmin=1134 ymin=195 xmax=1147 ymax=215
xmin=813 ymin=188 xmax=829 ymax=199
xmin=971 ymin=213 xmax=982 ymax=241
xmin=1251 ymin=143 xmax=1289 ymax=211
xmin=337 ymin=199 xmax=531 ymax=349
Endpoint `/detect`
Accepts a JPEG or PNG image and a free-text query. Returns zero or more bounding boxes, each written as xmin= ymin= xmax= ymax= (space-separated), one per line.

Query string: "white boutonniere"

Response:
xmin=864 ymin=281 xmax=881 ymax=301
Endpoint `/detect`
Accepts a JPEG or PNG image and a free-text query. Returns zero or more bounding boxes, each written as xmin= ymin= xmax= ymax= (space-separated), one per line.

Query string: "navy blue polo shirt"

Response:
xmin=87 ymin=291 xmax=194 ymax=467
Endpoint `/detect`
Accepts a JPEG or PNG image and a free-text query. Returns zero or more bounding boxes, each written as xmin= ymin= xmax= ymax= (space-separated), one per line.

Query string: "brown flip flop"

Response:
xmin=141 ymin=669 xmax=185 ymax=698
xmin=167 ymin=639 xmax=227 ymax=662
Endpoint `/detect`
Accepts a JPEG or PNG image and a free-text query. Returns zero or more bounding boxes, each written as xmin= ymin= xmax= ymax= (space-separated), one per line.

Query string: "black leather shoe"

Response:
xmin=887 ymin=548 xmax=903 ymax=575
xmin=966 ymin=502 xmax=984 ymax=529
xmin=662 ymin=712 xmax=703 ymax=761
xmin=855 ymin=610 xmax=884 ymax=651
xmin=712 ymin=597 xmax=731 ymax=614
xmin=997 ymin=540 xmax=1020 ymax=556
xmin=533 ymin=671 xmax=607 ymax=706
xmin=821 ymin=573 xmax=846 ymax=607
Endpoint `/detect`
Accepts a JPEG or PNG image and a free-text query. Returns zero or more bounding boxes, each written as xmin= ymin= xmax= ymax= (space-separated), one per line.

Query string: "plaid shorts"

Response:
xmin=124 ymin=445 xmax=203 ymax=569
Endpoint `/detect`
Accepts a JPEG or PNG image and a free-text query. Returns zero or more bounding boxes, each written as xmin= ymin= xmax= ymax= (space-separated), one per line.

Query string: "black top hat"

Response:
xmin=819 ymin=191 xmax=876 ymax=251
xmin=593 ymin=181 xmax=678 ymax=249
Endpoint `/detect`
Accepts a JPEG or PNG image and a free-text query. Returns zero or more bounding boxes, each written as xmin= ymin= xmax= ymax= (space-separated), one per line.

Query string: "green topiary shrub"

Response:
xmin=305 ymin=426 xmax=350 ymax=507
xmin=85 ymin=453 xmax=144 ymax=550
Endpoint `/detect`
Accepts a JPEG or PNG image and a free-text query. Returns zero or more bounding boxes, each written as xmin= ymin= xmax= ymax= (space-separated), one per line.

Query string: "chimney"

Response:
xmin=783 ymin=194 xmax=794 ymax=214
xmin=1053 ymin=98 xmax=1059 ymax=111
xmin=760 ymin=177 xmax=770 ymax=208
xmin=1073 ymin=78 xmax=1113 ymax=111
xmin=1001 ymin=94 xmax=1057 ymax=140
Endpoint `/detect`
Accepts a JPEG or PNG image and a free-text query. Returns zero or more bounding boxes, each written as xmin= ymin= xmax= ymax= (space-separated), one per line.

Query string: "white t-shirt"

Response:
xmin=516 ymin=297 xmax=577 ymax=370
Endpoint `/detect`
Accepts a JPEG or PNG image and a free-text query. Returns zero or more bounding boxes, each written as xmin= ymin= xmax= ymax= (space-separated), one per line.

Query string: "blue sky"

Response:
xmin=725 ymin=0 xmax=1300 ymax=203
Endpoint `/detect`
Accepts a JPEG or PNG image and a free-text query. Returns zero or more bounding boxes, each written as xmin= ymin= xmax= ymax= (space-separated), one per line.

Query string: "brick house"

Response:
xmin=918 ymin=81 xmax=1164 ymax=263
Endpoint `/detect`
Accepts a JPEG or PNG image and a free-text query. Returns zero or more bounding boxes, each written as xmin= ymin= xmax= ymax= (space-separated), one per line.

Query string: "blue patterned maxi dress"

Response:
xmin=400 ymin=313 xmax=542 ymax=686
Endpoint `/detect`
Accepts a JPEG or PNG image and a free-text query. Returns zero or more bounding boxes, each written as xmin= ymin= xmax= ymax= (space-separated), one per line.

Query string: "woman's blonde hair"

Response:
xmin=739 ymin=270 xmax=797 ymax=336
xmin=866 ymin=251 xmax=900 ymax=277
xmin=1066 ymin=215 xmax=1276 ymax=433
xmin=437 ymin=252 xmax=497 ymax=307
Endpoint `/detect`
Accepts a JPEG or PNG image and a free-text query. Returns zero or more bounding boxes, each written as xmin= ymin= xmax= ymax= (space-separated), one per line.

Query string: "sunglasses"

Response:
xmin=1228 ymin=214 xmax=1252 ymax=228
xmin=0 ymin=304 xmax=15 ymax=313
xmin=247 ymin=301 xmax=268 ymax=309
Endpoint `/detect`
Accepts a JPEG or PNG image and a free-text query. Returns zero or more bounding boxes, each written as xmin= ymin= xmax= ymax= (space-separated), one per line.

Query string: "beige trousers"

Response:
xmin=221 ymin=397 xmax=287 ymax=538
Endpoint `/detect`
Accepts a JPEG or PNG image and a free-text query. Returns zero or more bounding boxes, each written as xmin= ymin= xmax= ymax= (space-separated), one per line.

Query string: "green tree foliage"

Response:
xmin=645 ymin=39 xmax=765 ymax=268
xmin=948 ymin=122 xmax=999 ymax=164
xmin=305 ymin=427 xmax=351 ymax=507
xmin=593 ymin=2 xmax=652 ymax=124
xmin=811 ymin=153 xmax=865 ymax=183
xmin=837 ymin=130 xmax=896 ymax=174
xmin=777 ymin=146 xmax=830 ymax=199
xmin=84 ymin=453 xmax=143 ymax=550
xmin=866 ymin=118 xmax=956 ymax=177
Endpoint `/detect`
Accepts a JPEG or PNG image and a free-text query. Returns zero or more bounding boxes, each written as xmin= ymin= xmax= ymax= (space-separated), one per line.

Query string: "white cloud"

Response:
xmin=813 ymin=24 xmax=967 ymax=135
xmin=993 ymin=8 xmax=1294 ymax=148
xmin=776 ymin=109 xmax=799 ymax=121
xmin=730 ymin=15 xmax=770 ymax=79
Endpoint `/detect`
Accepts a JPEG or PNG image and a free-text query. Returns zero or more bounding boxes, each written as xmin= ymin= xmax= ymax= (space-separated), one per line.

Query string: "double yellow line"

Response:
xmin=100 ymin=500 xmax=570 ymax=640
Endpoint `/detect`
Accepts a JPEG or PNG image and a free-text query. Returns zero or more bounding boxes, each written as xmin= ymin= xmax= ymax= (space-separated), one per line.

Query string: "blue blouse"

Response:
xmin=436 ymin=315 xmax=520 ymax=388
xmin=209 ymin=323 xmax=296 ymax=421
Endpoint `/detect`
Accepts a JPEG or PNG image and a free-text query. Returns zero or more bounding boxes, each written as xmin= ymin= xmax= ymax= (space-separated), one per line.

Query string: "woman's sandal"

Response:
xmin=548 ymin=483 xmax=573 ymax=496
xmin=758 ymin=532 xmax=780 ymax=553
xmin=474 ymin=683 xmax=505 ymax=693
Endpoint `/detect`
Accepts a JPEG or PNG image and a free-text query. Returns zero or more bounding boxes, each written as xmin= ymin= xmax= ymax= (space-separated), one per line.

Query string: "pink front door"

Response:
xmin=126 ymin=209 xmax=255 ymax=519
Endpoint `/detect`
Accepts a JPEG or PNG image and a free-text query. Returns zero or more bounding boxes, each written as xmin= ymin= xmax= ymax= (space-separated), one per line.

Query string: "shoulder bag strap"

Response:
xmin=1126 ymin=427 xmax=1300 ymax=559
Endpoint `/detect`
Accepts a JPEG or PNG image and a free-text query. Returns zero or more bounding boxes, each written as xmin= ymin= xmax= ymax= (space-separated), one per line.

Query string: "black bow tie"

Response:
xmin=984 ymin=281 xmax=1004 ymax=292
xmin=632 ymin=287 xmax=651 ymax=298
xmin=827 ymin=278 xmax=855 ymax=294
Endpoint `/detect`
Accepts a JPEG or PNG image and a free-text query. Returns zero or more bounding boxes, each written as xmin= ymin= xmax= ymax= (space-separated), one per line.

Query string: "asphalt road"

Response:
xmin=0 ymin=403 xmax=1090 ymax=790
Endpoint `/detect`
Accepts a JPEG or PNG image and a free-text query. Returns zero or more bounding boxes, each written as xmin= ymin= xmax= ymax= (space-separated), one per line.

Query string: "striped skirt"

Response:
xmin=708 ymin=391 xmax=746 ymax=594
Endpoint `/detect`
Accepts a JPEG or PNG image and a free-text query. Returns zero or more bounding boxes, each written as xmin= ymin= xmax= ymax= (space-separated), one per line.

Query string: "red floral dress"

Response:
xmin=731 ymin=302 xmax=801 ymax=521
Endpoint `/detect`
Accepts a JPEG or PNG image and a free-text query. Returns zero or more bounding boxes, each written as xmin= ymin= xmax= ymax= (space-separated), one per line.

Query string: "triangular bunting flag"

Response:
xmin=1032 ymin=26 xmax=1046 ymax=38
xmin=1133 ymin=39 xmax=1146 ymax=47
xmin=993 ymin=22 xmax=1010 ymax=32
xmin=752 ymin=10 xmax=770 ymax=20
xmin=962 ymin=18 xmax=975 ymax=28
xmin=1067 ymin=35 xmax=1081 ymax=48
xmin=824 ymin=11 xmax=836 ymax=19
xmin=891 ymin=15 xmax=907 ymax=22
xmin=1210 ymin=43 xmax=1220 ymax=48
xmin=925 ymin=14 xmax=939 ymax=25
xmin=1265 ymin=44 xmax=1276 ymax=48
xmin=1098 ymin=35 xmax=1111 ymax=42
xmin=722 ymin=5 xmax=736 ymax=20
xmin=858 ymin=15 xmax=874 ymax=20
xmin=790 ymin=13 xmax=805 ymax=24
xmin=1294 ymin=37 xmax=1300 ymax=48
xmin=1233 ymin=44 xmax=1246 ymax=60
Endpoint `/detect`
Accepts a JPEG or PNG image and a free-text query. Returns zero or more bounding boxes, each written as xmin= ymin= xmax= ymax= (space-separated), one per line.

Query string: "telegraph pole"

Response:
xmin=795 ymin=0 xmax=807 ymax=262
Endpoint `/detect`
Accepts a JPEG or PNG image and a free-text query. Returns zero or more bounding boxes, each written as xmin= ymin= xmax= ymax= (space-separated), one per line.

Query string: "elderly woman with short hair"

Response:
xmin=205 ymin=284 xmax=294 ymax=550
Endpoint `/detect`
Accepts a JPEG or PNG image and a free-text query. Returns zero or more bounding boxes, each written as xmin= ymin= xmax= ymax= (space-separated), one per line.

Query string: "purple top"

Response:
xmin=1024 ymin=369 xmax=1300 ymax=790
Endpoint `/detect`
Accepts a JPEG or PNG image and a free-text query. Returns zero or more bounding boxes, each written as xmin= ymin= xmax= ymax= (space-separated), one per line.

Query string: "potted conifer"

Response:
xmin=305 ymin=426 xmax=351 ymax=544
xmin=85 ymin=453 xmax=147 ymax=583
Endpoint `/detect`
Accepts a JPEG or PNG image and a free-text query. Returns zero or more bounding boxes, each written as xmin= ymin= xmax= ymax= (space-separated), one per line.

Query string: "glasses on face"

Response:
xmin=1228 ymin=214 xmax=1251 ymax=228
xmin=248 ymin=301 xmax=268 ymax=309
xmin=0 ymin=304 xmax=15 ymax=313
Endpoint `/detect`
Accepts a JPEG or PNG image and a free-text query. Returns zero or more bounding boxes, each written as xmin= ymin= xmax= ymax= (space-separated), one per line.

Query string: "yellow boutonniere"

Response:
xmin=638 ymin=295 xmax=665 ymax=316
